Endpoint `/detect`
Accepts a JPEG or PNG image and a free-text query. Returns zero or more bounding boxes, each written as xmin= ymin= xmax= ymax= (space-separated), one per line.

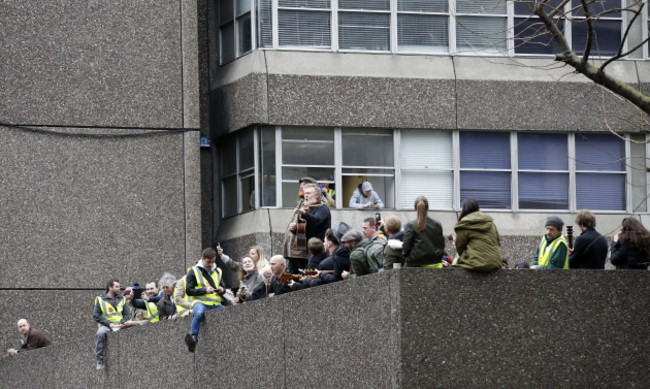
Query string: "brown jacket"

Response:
xmin=20 ymin=327 xmax=52 ymax=351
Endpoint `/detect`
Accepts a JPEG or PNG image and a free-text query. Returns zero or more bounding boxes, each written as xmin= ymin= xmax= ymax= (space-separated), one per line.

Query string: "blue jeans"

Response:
xmin=190 ymin=303 xmax=223 ymax=336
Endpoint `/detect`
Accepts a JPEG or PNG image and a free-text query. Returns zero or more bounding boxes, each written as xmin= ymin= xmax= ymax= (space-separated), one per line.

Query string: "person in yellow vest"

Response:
xmin=530 ymin=216 xmax=569 ymax=269
xmin=93 ymin=279 xmax=133 ymax=370
xmin=184 ymin=248 xmax=225 ymax=352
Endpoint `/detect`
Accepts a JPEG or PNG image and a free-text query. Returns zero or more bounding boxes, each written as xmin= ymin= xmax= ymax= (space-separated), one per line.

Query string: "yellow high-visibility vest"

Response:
xmin=537 ymin=235 xmax=569 ymax=268
xmin=189 ymin=266 xmax=222 ymax=307
xmin=175 ymin=275 xmax=191 ymax=317
xmin=95 ymin=296 xmax=125 ymax=327
xmin=144 ymin=301 xmax=159 ymax=322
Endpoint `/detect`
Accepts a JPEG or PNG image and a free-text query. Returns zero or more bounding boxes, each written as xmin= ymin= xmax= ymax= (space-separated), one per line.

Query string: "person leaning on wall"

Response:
xmin=6 ymin=318 xmax=52 ymax=356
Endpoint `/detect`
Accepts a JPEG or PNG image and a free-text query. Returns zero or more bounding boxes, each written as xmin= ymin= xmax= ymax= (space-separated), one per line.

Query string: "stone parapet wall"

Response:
xmin=2 ymin=269 xmax=648 ymax=388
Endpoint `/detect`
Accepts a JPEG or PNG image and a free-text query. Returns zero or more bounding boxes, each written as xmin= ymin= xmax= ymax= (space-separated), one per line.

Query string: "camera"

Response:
xmin=375 ymin=212 xmax=381 ymax=223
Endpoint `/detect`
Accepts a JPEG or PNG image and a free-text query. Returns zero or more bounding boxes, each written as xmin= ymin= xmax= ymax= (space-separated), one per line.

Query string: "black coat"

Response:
xmin=610 ymin=241 xmax=650 ymax=270
xmin=156 ymin=294 xmax=177 ymax=319
xmin=568 ymin=228 xmax=608 ymax=269
xmin=297 ymin=204 xmax=331 ymax=242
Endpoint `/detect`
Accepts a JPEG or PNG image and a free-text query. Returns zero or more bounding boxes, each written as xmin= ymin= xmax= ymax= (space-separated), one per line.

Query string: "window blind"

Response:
xmin=456 ymin=16 xmax=507 ymax=54
xmin=519 ymin=172 xmax=569 ymax=209
xmin=460 ymin=131 xmax=510 ymax=169
xmin=518 ymin=133 xmax=568 ymax=170
xmin=456 ymin=0 xmax=506 ymax=15
xmin=460 ymin=171 xmax=511 ymax=209
xmin=398 ymin=14 xmax=448 ymax=52
xmin=575 ymin=134 xmax=624 ymax=172
xmin=279 ymin=10 xmax=331 ymax=48
xmin=339 ymin=12 xmax=390 ymax=50
xmin=576 ymin=173 xmax=625 ymax=210
xmin=398 ymin=0 xmax=447 ymax=13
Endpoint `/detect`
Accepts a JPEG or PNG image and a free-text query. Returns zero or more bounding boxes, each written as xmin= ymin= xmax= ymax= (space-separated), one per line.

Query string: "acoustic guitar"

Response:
xmin=296 ymin=215 xmax=307 ymax=252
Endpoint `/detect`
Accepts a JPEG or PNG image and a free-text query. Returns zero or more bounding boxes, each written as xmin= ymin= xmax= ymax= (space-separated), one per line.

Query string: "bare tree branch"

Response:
xmin=601 ymin=2 xmax=646 ymax=70
xmin=580 ymin=0 xmax=594 ymax=64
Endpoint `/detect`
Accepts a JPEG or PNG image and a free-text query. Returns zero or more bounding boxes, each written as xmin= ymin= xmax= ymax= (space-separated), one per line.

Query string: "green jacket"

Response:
xmin=453 ymin=212 xmax=502 ymax=272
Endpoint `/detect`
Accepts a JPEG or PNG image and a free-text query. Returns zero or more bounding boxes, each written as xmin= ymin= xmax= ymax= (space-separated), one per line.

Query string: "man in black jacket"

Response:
xmin=569 ymin=209 xmax=608 ymax=269
xmin=249 ymin=255 xmax=292 ymax=300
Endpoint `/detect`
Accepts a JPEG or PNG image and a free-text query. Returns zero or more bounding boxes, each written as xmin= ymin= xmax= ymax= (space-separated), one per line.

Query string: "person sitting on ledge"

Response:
xmin=94 ymin=279 xmax=133 ymax=370
xmin=530 ymin=216 xmax=568 ymax=269
xmin=6 ymin=319 xmax=52 ymax=356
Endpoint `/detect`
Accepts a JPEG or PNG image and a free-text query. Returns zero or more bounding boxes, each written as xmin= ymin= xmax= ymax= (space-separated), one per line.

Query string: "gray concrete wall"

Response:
xmin=211 ymin=51 xmax=649 ymax=135
xmin=1 ymin=269 xmax=648 ymax=388
xmin=0 ymin=0 xmax=204 ymax=346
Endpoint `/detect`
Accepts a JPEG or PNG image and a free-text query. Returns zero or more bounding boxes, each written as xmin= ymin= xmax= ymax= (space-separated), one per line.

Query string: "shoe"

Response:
xmin=185 ymin=333 xmax=197 ymax=353
xmin=96 ymin=362 xmax=105 ymax=370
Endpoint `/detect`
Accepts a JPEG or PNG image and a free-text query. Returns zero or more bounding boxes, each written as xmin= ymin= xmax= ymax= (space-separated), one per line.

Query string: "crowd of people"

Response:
xmin=7 ymin=177 xmax=649 ymax=370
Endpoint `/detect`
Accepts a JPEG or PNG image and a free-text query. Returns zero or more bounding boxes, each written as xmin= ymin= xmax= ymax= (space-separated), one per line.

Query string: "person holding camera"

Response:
xmin=349 ymin=181 xmax=384 ymax=209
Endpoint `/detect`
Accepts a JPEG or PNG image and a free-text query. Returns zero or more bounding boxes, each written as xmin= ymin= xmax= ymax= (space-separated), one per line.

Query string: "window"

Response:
xmin=239 ymin=0 xmax=649 ymax=59
xmin=219 ymin=0 xmax=253 ymax=64
xmin=518 ymin=133 xmax=569 ymax=209
xmin=399 ymin=130 xmax=452 ymax=209
xmin=571 ymin=0 xmax=623 ymax=57
xmin=460 ymin=132 xmax=511 ymax=209
xmin=339 ymin=0 xmax=390 ymax=51
xmin=278 ymin=0 xmax=331 ymax=48
xmin=221 ymin=127 xmax=646 ymax=215
xmin=342 ymin=129 xmax=394 ymax=208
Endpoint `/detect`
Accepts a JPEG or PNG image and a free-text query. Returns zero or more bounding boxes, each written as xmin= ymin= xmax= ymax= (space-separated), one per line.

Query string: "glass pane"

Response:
xmin=573 ymin=20 xmax=621 ymax=56
xmin=460 ymin=171 xmax=511 ymax=209
xmin=260 ymin=127 xmax=276 ymax=207
xmin=221 ymin=22 xmax=235 ymax=64
xmin=400 ymin=171 xmax=452 ymax=209
xmin=630 ymin=133 xmax=647 ymax=212
xmin=398 ymin=14 xmax=448 ymax=53
xmin=220 ymin=0 xmax=234 ymax=24
xmin=283 ymin=182 xmax=302 ymax=207
xmin=343 ymin=168 xmax=394 ymax=174
xmin=342 ymin=129 xmax=393 ymax=166
xmin=282 ymin=128 xmax=334 ymax=165
xmin=279 ymin=10 xmax=331 ymax=48
xmin=456 ymin=16 xmax=507 ymax=54
xmin=236 ymin=0 xmax=251 ymax=15
xmin=339 ymin=12 xmax=390 ymax=51
xmin=519 ymin=172 xmax=569 ymax=209
xmin=576 ymin=173 xmax=625 ymax=210
xmin=399 ymin=0 xmax=447 ymax=13
xmin=514 ymin=18 xmax=565 ymax=55
xmin=339 ymin=0 xmax=390 ymax=11
xmin=237 ymin=13 xmax=252 ymax=55
xmin=258 ymin=0 xmax=273 ymax=47
xmin=515 ymin=0 xmax=566 ymax=15
xmin=400 ymin=130 xmax=452 ymax=170
xmin=518 ymin=133 xmax=568 ymax=170
xmin=460 ymin=132 xmax=510 ymax=169
xmin=223 ymin=177 xmax=238 ymax=217
xmin=343 ymin=176 xmax=394 ymax=208
xmin=457 ymin=0 xmax=506 ymax=14
xmin=575 ymin=133 xmax=624 ymax=171
xmin=571 ymin=0 xmax=621 ymax=17
xmin=221 ymin=135 xmax=236 ymax=175
xmin=241 ymin=175 xmax=255 ymax=212
xmin=239 ymin=129 xmax=254 ymax=171
xmin=279 ymin=0 xmax=330 ymax=8
xmin=283 ymin=167 xmax=335 ymax=181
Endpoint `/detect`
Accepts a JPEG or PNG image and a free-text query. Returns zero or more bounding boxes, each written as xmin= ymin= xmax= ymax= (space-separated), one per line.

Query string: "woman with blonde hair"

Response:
xmin=249 ymin=246 xmax=268 ymax=272
xmin=402 ymin=196 xmax=445 ymax=268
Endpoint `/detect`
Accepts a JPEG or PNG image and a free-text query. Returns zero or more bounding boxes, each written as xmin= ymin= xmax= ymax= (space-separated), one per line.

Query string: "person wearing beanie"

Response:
xmin=530 ymin=216 xmax=569 ymax=269
xmin=349 ymin=181 xmax=384 ymax=209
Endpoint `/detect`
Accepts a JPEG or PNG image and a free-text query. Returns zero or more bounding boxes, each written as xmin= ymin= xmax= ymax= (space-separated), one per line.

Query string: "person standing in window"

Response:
xmin=402 ymin=196 xmax=445 ymax=268
xmin=568 ymin=209 xmax=608 ymax=269
xmin=610 ymin=218 xmax=650 ymax=270
xmin=530 ymin=217 xmax=568 ymax=269
xmin=453 ymin=198 xmax=503 ymax=272
xmin=349 ymin=181 xmax=384 ymax=209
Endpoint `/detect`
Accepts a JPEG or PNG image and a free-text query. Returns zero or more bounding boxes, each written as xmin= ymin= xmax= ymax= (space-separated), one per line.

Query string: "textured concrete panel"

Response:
xmin=184 ymin=131 xmax=203 ymax=265
xmin=267 ymin=75 xmax=456 ymax=129
xmin=0 ymin=127 xmax=187 ymax=288
xmin=0 ymin=0 xmax=183 ymax=128
xmin=284 ymin=272 xmax=400 ymax=388
xmin=398 ymin=268 xmax=650 ymax=388
xmin=212 ymin=73 xmax=268 ymax=134
xmin=196 ymin=298 xmax=285 ymax=388
xmin=118 ymin=319 xmax=194 ymax=389
xmin=0 ymin=290 xmax=101 ymax=354
xmin=457 ymin=79 xmax=642 ymax=132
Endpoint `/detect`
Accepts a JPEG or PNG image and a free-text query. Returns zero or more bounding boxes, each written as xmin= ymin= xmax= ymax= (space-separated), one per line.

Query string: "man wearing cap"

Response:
xmin=530 ymin=216 xmax=569 ymax=269
xmin=285 ymin=180 xmax=331 ymax=273
xmin=349 ymin=181 xmax=384 ymax=209
xmin=350 ymin=218 xmax=387 ymax=276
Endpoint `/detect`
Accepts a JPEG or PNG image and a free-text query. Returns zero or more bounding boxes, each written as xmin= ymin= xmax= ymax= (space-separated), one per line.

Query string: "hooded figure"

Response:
xmin=453 ymin=211 xmax=502 ymax=272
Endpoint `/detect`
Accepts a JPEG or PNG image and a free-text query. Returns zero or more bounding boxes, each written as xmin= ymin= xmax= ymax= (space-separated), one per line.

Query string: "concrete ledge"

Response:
xmin=2 ymin=269 xmax=647 ymax=388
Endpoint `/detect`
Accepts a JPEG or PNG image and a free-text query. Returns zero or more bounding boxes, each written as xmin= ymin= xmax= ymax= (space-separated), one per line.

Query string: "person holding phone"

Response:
xmin=349 ymin=181 xmax=384 ymax=209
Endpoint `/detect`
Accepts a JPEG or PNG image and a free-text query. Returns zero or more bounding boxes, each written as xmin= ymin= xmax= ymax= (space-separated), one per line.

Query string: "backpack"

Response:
xmin=364 ymin=239 xmax=387 ymax=273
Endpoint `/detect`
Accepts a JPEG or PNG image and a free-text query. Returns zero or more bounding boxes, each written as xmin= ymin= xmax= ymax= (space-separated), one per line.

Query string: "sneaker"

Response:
xmin=96 ymin=362 xmax=105 ymax=370
xmin=185 ymin=333 xmax=197 ymax=353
